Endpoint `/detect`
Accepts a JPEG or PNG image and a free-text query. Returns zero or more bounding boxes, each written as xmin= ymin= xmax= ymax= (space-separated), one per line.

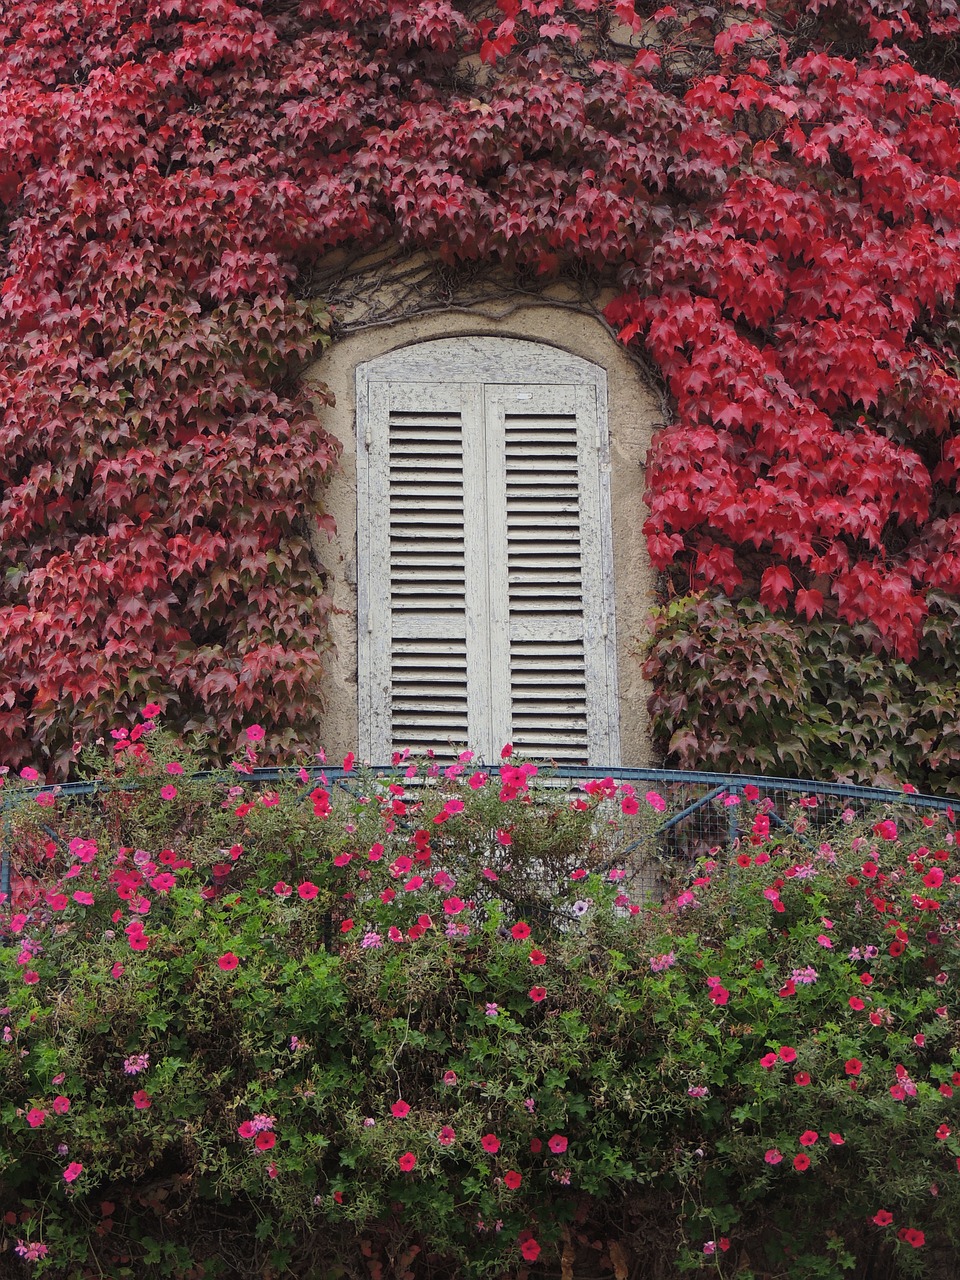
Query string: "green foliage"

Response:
xmin=644 ymin=592 xmax=960 ymax=794
xmin=0 ymin=726 xmax=959 ymax=1277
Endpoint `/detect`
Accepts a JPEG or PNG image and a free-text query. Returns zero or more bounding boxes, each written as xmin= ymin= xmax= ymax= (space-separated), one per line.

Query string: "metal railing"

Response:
xmin=1 ymin=763 xmax=954 ymax=902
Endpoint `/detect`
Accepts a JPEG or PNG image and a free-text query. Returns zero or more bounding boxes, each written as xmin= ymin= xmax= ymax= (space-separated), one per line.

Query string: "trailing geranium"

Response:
xmin=0 ymin=718 xmax=958 ymax=1275
xmin=1 ymin=0 xmax=960 ymax=772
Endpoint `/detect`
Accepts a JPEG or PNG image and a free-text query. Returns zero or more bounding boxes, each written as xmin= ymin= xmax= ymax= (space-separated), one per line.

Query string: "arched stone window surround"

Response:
xmin=303 ymin=306 xmax=658 ymax=766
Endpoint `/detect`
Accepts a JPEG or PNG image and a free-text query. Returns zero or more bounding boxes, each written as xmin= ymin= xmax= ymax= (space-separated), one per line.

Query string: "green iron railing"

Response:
xmin=1 ymin=764 xmax=954 ymax=903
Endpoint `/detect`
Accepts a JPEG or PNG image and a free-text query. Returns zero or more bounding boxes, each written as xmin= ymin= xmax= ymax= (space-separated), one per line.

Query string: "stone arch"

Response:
xmin=303 ymin=306 xmax=659 ymax=765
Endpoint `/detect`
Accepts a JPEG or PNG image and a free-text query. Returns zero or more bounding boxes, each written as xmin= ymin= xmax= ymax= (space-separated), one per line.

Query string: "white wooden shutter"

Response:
xmin=484 ymin=384 xmax=617 ymax=764
xmin=359 ymin=382 xmax=468 ymax=759
xmin=357 ymin=339 xmax=620 ymax=765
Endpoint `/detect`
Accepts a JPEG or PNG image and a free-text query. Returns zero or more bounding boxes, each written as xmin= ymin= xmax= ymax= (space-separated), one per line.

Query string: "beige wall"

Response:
xmin=303 ymin=306 xmax=660 ymax=766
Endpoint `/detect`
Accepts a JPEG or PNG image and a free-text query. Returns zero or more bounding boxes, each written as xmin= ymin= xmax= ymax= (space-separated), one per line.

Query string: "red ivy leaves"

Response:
xmin=0 ymin=0 xmax=959 ymax=766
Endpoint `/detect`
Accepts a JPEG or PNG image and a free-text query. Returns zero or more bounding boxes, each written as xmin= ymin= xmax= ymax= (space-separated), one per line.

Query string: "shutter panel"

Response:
xmin=358 ymin=381 xmax=486 ymax=760
xmin=484 ymin=384 xmax=617 ymax=764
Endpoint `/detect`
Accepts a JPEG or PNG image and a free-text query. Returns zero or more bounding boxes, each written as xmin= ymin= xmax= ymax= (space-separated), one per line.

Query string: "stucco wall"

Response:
xmin=303 ymin=305 xmax=660 ymax=766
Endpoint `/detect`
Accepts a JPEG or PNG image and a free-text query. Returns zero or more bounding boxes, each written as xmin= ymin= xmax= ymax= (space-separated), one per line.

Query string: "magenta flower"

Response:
xmin=217 ymin=953 xmax=240 ymax=971
xmin=63 ymin=1162 xmax=83 ymax=1182
xmin=548 ymin=1134 xmax=568 ymax=1154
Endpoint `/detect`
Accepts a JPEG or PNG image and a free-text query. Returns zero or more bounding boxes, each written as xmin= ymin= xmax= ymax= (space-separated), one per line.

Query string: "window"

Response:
xmin=356 ymin=336 xmax=620 ymax=765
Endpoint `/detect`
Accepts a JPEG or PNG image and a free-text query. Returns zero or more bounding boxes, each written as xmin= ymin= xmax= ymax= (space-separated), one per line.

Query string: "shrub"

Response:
xmin=643 ymin=592 xmax=960 ymax=793
xmin=0 ymin=719 xmax=958 ymax=1278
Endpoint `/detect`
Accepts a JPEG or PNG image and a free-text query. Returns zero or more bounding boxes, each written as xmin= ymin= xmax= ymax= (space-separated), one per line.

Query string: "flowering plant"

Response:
xmin=0 ymin=719 xmax=957 ymax=1277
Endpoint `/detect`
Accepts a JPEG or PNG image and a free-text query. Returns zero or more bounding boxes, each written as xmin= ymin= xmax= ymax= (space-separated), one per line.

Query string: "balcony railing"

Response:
xmin=1 ymin=763 xmax=954 ymax=902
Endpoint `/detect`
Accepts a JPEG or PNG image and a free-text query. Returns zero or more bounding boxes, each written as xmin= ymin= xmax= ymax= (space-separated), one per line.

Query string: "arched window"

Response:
xmin=355 ymin=337 xmax=620 ymax=765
